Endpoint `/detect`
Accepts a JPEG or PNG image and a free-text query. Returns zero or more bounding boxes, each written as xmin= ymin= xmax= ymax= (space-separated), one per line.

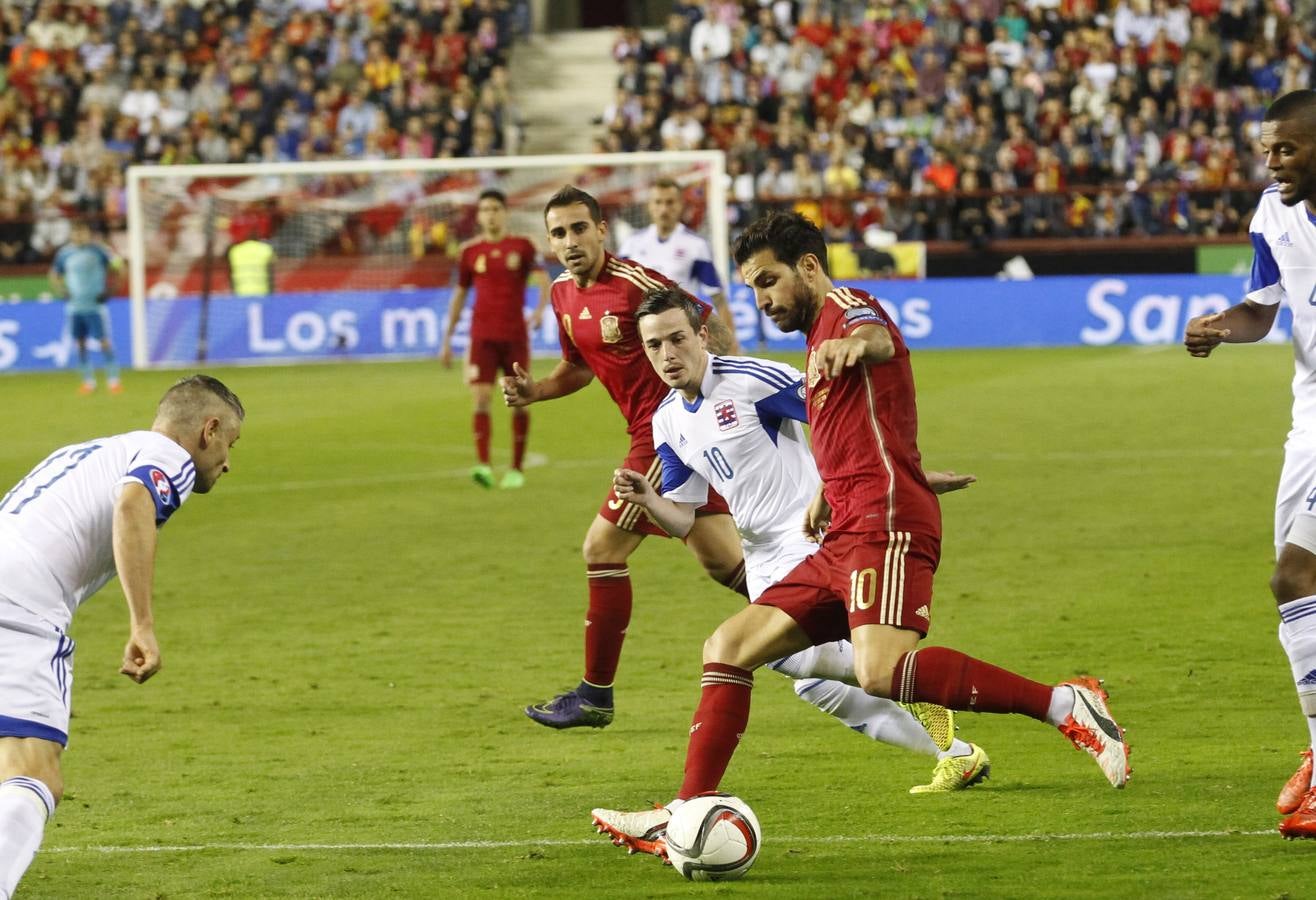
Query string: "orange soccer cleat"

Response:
xmin=1277 ymin=748 xmax=1313 ymax=815
xmin=1279 ymin=785 xmax=1316 ymax=840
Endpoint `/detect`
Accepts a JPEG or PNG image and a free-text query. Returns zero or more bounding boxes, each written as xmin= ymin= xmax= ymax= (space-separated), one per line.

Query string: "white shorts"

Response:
xmin=1275 ymin=440 xmax=1316 ymax=557
xmin=744 ymin=533 xmax=820 ymax=603
xmin=0 ymin=600 xmax=74 ymax=746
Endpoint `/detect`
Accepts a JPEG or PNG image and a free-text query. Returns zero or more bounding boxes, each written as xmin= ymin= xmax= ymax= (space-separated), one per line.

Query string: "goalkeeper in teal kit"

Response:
xmin=51 ymin=221 xmax=124 ymax=394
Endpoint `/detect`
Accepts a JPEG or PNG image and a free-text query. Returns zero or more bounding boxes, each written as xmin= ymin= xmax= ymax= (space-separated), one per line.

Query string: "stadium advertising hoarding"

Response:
xmin=0 ymin=274 xmax=1284 ymax=372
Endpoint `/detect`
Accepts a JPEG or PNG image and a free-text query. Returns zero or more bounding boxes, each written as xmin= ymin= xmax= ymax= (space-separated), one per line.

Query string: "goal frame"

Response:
xmin=124 ymin=150 xmax=730 ymax=369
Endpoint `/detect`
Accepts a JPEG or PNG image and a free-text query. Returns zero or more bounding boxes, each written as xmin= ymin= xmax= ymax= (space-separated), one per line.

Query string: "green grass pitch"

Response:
xmin=4 ymin=344 xmax=1315 ymax=898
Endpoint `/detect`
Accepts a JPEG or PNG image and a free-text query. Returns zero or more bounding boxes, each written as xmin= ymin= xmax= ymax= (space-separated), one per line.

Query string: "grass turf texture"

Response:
xmin=3 ymin=345 xmax=1314 ymax=898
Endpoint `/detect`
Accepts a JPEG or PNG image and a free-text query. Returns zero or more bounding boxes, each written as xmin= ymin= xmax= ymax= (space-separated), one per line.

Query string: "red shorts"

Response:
xmin=756 ymin=530 xmax=940 ymax=640
xmin=601 ymin=443 xmax=731 ymax=536
xmin=466 ymin=336 xmax=529 ymax=385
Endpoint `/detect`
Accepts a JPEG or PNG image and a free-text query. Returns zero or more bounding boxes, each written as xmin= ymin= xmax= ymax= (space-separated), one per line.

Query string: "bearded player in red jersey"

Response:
xmin=591 ymin=211 xmax=1131 ymax=857
xmin=503 ymin=185 xmax=745 ymax=729
xmin=441 ymin=189 xmax=551 ymax=489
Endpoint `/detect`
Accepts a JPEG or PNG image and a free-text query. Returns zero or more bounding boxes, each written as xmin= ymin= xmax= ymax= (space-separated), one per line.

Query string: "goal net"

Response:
xmin=125 ymin=151 xmax=729 ymax=369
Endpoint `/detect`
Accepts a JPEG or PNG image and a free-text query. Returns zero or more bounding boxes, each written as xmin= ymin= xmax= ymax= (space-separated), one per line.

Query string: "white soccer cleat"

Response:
xmin=590 ymin=805 xmax=671 ymax=858
xmin=1057 ymin=677 xmax=1131 ymax=788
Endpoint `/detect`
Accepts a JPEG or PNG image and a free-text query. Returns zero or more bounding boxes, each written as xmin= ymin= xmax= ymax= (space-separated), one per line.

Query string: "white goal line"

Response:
xmin=42 ymin=828 xmax=1276 ymax=854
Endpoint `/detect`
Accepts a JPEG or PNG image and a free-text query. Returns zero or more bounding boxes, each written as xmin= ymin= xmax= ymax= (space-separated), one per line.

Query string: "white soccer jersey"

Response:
xmin=654 ymin=354 xmax=818 ymax=550
xmin=617 ymin=224 xmax=723 ymax=297
xmin=1247 ymin=186 xmax=1316 ymax=438
xmin=0 ymin=431 xmax=195 ymax=629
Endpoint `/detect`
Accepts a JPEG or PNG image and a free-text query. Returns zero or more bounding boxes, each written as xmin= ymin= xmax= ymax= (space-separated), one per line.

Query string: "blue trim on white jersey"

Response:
xmin=691 ymin=258 xmax=722 ymax=290
xmin=682 ymin=394 xmax=705 ymax=413
xmin=0 ymin=714 xmax=67 ymax=747
xmin=1249 ymin=230 xmax=1280 ymax=294
xmin=656 ymin=442 xmax=694 ymax=493
xmin=126 ymin=464 xmax=182 ymax=524
xmin=711 ymin=358 xmax=796 ymax=390
xmin=657 ymin=392 xmax=681 ymax=413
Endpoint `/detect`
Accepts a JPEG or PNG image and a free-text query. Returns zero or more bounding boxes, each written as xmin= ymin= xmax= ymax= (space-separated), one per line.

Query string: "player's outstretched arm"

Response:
xmin=925 ymin=470 xmax=976 ymax=494
xmin=814 ymin=323 xmax=894 ymax=377
xmin=1184 ymin=301 xmax=1277 ymax=357
xmin=613 ymin=467 xmax=695 ymax=537
xmin=112 ymin=483 xmax=162 ymax=684
xmin=502 ymin=359 xmax=594 ymax=407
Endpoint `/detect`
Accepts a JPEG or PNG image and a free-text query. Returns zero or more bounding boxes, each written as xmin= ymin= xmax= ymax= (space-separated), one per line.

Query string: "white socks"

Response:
xmin=1278 ymin=596 xmax=1316 ymax=783
xmin=0 ymin=777 xmax=55 ymax=900
xmin=1045 ymin=685 xmax=1076 ymax=728
xmin=792 ymin=677 xmax=942 ymax=756
xmin=768 ymin=641 xmax=859 ymax=685
xmin=771 ymin=640 xmax=977 ymax=758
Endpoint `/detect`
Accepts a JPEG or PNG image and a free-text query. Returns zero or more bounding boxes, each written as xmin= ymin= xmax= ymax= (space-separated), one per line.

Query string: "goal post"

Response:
xmin=124 ymin=151 xmax=730 ymax=369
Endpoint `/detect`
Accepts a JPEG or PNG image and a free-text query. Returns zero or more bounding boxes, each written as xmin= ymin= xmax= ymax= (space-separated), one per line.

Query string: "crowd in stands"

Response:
xmin=602 ymin=0 xmax=1316 ymax=244
xmin=0 ymin=0 xmax=527 ymax=263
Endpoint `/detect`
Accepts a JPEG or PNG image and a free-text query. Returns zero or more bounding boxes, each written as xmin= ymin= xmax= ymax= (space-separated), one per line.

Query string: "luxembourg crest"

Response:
xmin=600 ymin=313 xmax=622 ymax=344
xmin=715 ymin=400 xmax=739 ymax=431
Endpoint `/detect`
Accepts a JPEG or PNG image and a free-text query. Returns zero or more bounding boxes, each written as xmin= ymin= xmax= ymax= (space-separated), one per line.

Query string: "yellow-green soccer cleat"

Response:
xmin=471 ymin=464 xmax=494 ymax=488
xmin=909 ymin=743 xmax=991 ymax=794
xmin=499 ymin=469 xmax=525 ymax=489
xmin=900 ymin=702 xmax=956 ymax=752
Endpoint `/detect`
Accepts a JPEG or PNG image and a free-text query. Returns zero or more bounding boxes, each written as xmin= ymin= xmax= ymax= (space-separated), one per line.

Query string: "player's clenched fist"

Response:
xmin=502 ymin=361 xmax=536 ymax=407
xmin=612 ymin=467 xmax=654 ymax=507
xmin=1183 ymin=312 xmax=1232 ymax=358
xmin=120 ymin=627 xmax=161 ymax=683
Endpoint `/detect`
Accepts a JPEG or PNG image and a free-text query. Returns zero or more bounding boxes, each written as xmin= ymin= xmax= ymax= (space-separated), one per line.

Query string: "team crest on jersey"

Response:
xmin=149 ymin=468 xmax=172 ymax=504
xmin=805 ymin=351 xmax=821 ymax=389
xmin=715 ymin=400 xmax=739 ymax=431
xmin=600 ymin=313 xmax=622 ymax=344
xmin=506 ymin=251 xmax=521 ymax=270
xmin=475 ymin=254 xmax=487 ymax=274
xmin=811 ymin=385 xmax=831 ymax=413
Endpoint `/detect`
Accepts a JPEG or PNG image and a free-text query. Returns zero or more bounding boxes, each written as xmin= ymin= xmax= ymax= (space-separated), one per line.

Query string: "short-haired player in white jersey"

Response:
xmin=605 ymin=286 xmax=989 ymax=800
xmin=617 ymin=178 xmax=740 ymax=353
xmin=0 ymin=374 xmax=244 ymax=893
xmin=1184 ymin=88 xmax=1316 ymax=840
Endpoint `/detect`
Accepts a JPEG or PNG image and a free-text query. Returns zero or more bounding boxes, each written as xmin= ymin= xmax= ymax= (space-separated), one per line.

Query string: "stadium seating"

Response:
xmin=603 ymin=0 xmax=1316 ymax=243
xmin=0 ymin=0 xmax=528 ymax=261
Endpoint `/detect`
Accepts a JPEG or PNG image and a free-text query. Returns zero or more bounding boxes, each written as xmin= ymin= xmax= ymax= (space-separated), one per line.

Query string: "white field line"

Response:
xmin=219 ymin=447 xmax=1276 ymax=495
xmin=42 ymin=829 xmax=1277 ymax=854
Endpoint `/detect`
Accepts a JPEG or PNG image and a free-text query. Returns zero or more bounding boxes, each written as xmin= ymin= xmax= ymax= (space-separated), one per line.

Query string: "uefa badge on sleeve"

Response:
xmin=149 ymin=469 xmax=173 ymax=505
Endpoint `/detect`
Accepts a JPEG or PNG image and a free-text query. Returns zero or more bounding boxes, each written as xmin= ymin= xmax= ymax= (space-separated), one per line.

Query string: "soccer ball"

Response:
xmin=664 ymin=792 xmax=761 ymax=882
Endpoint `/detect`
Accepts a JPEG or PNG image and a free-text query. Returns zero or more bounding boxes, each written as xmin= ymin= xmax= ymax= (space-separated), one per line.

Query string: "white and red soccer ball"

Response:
xmin=664 ymin=792 xmax=761 ymax=882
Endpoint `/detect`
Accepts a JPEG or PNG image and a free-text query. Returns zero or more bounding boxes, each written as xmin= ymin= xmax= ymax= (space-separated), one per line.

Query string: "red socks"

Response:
xmin=892 ymin=646 xmax=1052 ymax=721
xmin=511 ymin=410 xmax=528 ymax=471
xmin=473 ymin=411 xmax=491 ymax=464
xmin=583 ymin=563 xmax=632 ymax=686
xmin=678 ymin=663 xmax=753 ymax=800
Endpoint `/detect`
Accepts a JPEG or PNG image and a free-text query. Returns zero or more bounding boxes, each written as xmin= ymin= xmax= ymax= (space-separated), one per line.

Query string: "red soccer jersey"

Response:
xmin=458 ymin=235 xmax=541 ymax=342
xmin=552 ymin=253 xmax=709 ymax=444
xmin=804 ymin=285 xmax=940 ymax=538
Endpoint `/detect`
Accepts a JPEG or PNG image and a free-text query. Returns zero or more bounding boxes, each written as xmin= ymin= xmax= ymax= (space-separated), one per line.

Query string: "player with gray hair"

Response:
xmin=0 ymin=374 xmax=244 ymax=893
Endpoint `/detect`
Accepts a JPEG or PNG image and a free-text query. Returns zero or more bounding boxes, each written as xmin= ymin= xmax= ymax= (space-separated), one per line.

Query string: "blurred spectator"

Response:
xmin=0 ymin=3 xmax=528 ymax=261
